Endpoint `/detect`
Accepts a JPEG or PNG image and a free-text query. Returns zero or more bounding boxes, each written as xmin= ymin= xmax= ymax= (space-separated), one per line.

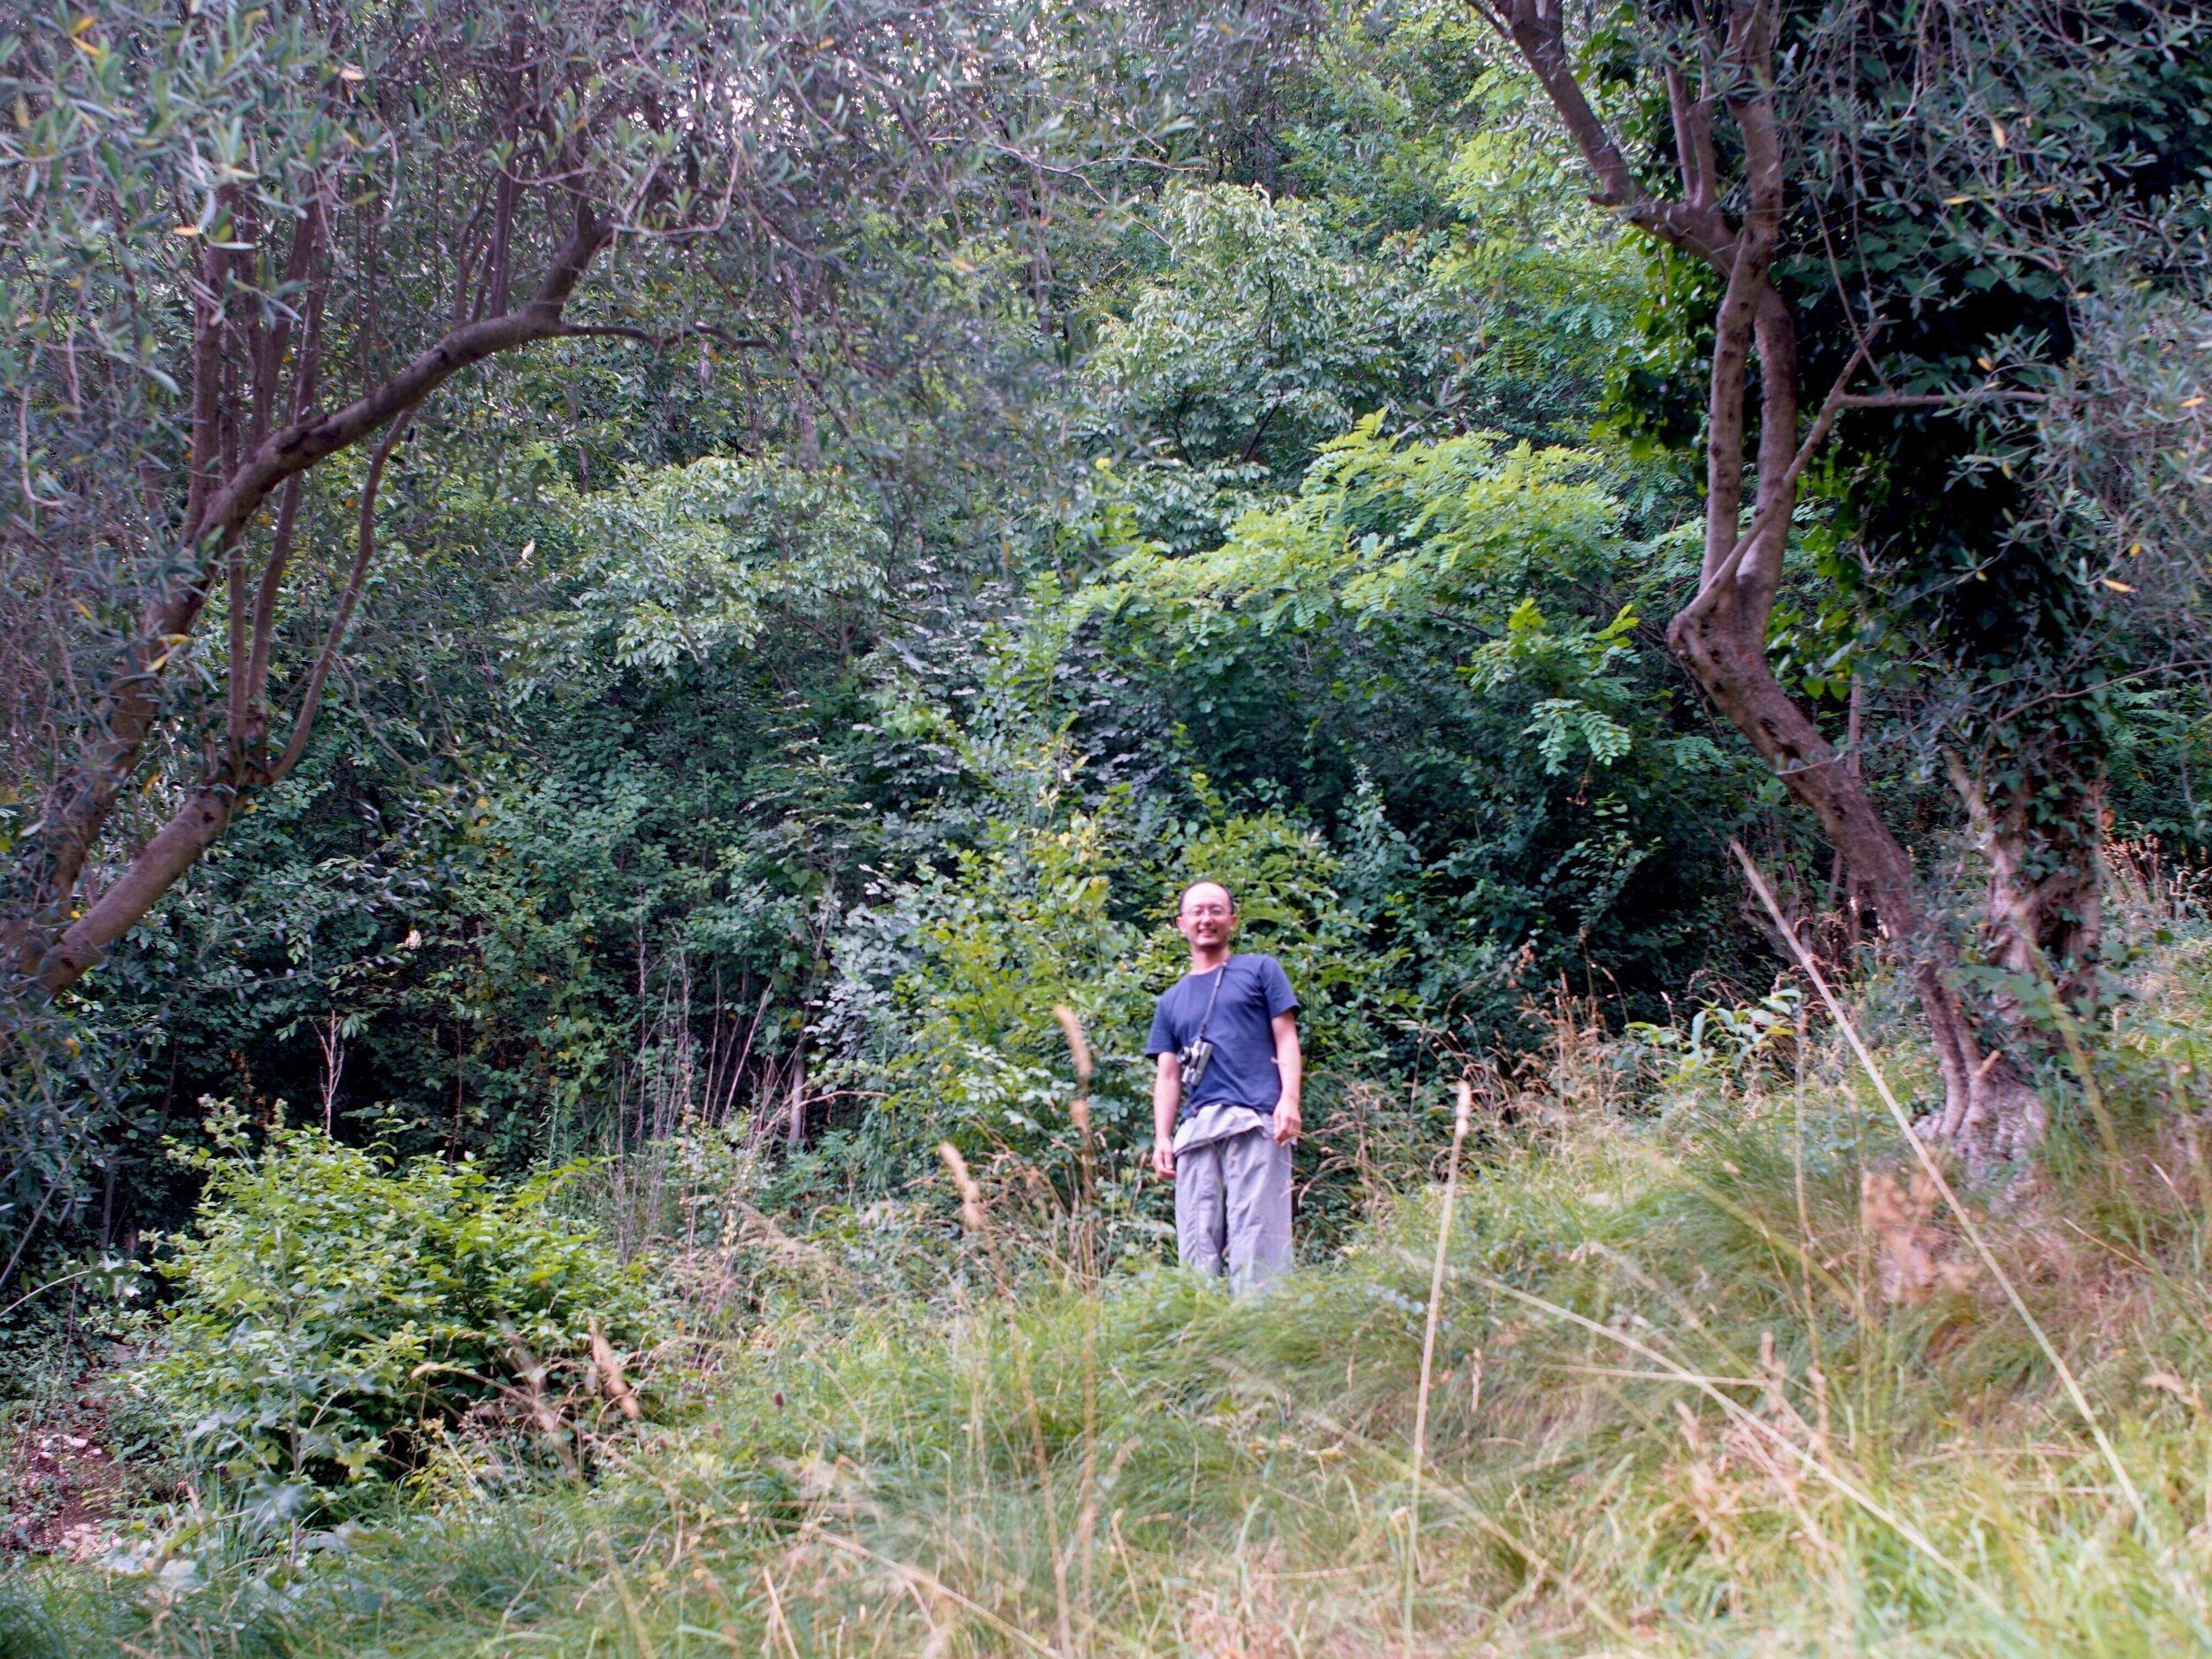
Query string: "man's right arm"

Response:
xmin=1151 ymin=1050 xmax=1181 ymax=1179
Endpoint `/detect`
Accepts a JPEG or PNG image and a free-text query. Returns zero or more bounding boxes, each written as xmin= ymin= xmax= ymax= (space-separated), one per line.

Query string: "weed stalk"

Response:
xmin=1403 ymin=1077 xmax=1472 ymax=1647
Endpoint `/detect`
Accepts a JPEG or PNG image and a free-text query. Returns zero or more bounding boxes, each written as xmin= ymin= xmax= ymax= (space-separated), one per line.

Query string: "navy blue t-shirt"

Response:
xmin=1145 ymin=953 xmax=1299 ymax=1120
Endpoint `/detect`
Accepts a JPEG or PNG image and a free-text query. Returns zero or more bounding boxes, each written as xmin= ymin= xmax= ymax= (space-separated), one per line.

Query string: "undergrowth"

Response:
xmin=6 ymin=911 xmax=2212 ymax=1656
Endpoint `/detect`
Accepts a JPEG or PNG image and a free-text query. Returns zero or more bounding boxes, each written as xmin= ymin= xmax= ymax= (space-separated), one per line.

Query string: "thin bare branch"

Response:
xmin=1664 ymin=64 xmax=1718 ymax=211
xmin=244 ymin=472 xmax=305 ymax=712
xmin=557 ymin=322 xmax=772 ymax=349
xmin=195 ymin=199 xmax=609 ymax=554
xmin=269 ymin=407 xmax=415 ymax=786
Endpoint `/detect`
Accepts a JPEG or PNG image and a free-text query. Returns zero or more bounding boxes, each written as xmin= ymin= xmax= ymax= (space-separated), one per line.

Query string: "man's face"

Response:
xmin=1176 ymin=883 xmax=1235 ymax=951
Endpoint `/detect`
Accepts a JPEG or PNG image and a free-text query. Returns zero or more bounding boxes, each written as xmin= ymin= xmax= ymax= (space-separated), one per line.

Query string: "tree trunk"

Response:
xmin=1483 ymin=0 xmax=2048 ymax=1172
xmin=34 ymin=786 xmax=240 ymax=994
xmin=1672 ymin=571 xmax=2046 ymax=1175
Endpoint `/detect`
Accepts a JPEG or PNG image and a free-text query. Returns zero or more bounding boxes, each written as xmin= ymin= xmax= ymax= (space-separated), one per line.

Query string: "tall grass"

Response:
xmin=8 ymin=908 xmax=2212 ymax=1657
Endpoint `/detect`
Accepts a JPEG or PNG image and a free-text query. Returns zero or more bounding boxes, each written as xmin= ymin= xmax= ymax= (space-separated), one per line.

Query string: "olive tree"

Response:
xmin=0 ymin=0 xmax=1270 ymax=1008
xmin=1471 ymin=0 xmax=2209 ymax=1167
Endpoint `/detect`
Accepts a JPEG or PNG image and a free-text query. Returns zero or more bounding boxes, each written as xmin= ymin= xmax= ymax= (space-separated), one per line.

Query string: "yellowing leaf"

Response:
xmin=2184 ymin=396 xmax=2206 ymax=409
xmin=1943 ymin=194 xmax=1972 ymax=205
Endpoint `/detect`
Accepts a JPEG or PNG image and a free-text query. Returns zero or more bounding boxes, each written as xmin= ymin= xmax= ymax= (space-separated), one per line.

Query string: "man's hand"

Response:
xmin=1272 ymin=1104 xmax=1302 ymax=1147
xmin=1151 ymin=1139 xmax=1177 ymax=1180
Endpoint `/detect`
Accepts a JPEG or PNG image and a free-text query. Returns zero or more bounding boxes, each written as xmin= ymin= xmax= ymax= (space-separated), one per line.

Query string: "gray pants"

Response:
xmin=1175 ymin=1125 xmax=1293 ymax=1293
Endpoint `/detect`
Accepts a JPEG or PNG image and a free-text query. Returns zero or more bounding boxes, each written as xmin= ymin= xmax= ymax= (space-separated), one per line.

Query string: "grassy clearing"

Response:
xmin=9 ymin=921 xmax=2212 ymax=1656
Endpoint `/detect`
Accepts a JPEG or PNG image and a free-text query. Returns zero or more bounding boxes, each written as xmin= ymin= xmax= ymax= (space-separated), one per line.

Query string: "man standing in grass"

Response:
xmin=1148 ymin=880 xmax=1302 ymax=1291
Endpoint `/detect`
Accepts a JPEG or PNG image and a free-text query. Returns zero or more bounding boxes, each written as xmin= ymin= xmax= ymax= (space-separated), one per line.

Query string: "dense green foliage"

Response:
xmin=8 ymin=904 xmax=2212 ymax=1655
xmin=131 ymin=1109 xmax=657 ymax=1507
xmin=1596 ymin=1 xmax=2212 ymax=988
xmin=0 ymin=5 xmax=1756 ymax=1257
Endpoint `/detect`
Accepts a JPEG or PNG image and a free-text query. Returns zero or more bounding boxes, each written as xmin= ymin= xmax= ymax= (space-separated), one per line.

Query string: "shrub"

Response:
xmin=131 ymin=1107 xmax=662 ymax=1504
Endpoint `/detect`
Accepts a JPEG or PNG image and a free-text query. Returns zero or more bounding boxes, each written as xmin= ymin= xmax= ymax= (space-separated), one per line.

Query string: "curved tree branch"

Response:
xmin=1486 ymin=0 xmax=2044 ymax=1155
xmin=195 ymin=200 xmax=608 ymax=553
xmin=1482 ymin=0 xmax=1737 ymax=267
xmin=21 ymin=201 xmax=611 ymax=992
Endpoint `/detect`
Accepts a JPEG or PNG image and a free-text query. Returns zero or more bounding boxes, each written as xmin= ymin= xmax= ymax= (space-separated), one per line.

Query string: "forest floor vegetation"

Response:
xmin=5 ymin=879 xmax=2212 ymax=1656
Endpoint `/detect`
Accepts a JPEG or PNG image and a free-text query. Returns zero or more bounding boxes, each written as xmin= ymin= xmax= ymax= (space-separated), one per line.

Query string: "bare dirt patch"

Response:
xmin=3 ymin=1388 xmax=124 ymax=1561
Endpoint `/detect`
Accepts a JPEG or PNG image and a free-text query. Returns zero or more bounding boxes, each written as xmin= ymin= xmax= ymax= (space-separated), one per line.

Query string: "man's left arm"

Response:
xmin=1271 ymin=1011 xmax=1302 ymax=1146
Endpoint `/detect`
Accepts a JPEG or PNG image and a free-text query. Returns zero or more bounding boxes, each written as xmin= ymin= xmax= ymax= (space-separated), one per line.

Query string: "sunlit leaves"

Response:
xmin=1080 ymin=418 xmax=1631 ymax=647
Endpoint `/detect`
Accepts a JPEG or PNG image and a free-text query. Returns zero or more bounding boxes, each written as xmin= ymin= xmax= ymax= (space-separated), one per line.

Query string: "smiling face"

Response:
xmin=1175 ymin=880 xmax=1236 ymax=955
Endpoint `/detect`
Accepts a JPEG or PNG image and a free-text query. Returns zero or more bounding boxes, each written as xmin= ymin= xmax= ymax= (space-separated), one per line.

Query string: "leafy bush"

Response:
xmin=131 ymin=1107 xmax=662 ymax=1505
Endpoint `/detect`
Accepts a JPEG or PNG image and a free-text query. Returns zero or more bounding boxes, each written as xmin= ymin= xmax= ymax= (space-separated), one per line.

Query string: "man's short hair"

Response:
xmin=1177 ymin=879 xmax=1235 ymax=915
